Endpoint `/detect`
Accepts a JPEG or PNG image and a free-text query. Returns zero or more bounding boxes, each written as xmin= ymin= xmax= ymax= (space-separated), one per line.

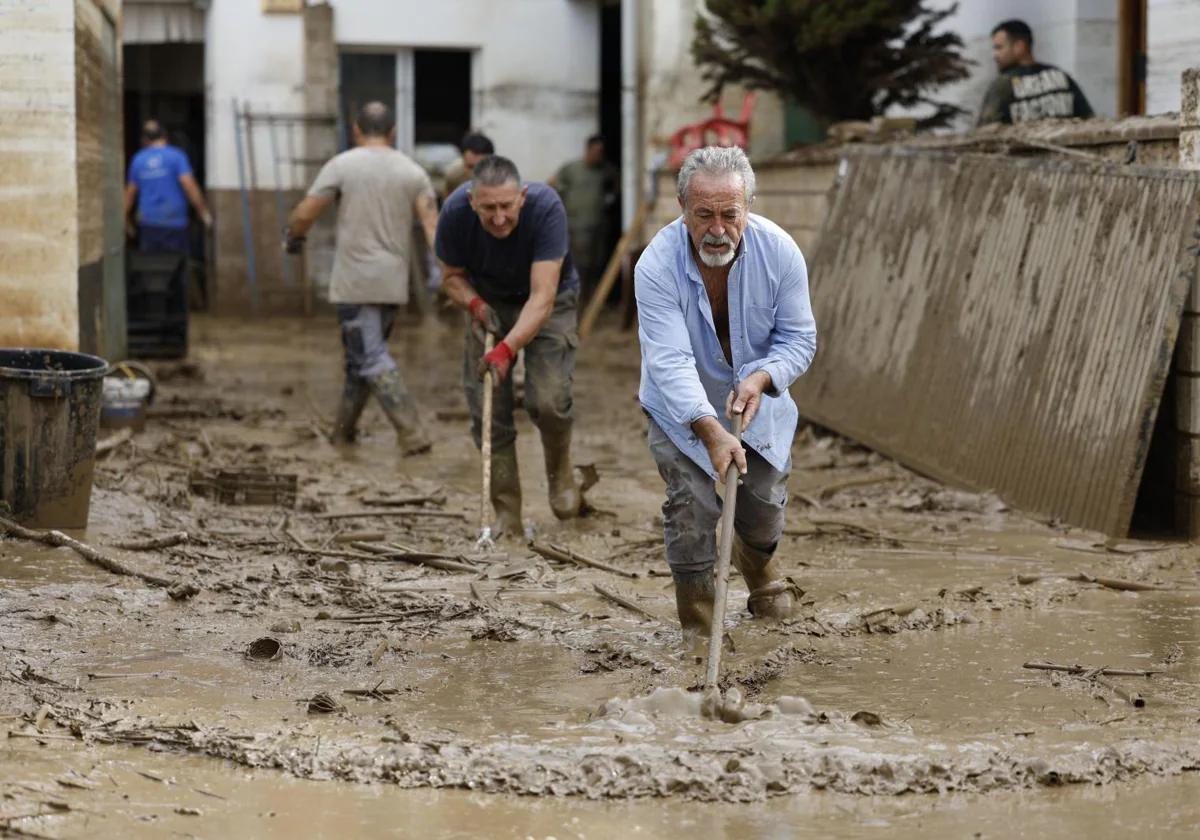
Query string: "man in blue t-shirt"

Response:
xmin=435 ymin=155 xmax=588 ymax=537
xmin=124 ymin=120 xmax=212 ymax=254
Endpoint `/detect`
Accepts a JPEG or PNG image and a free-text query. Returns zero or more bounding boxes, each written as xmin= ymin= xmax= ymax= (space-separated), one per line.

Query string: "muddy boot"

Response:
xmin=490 ymin=442 xmax=523 ymax=538
xmin=673 ymin=568 xmax=715 ymax=647
xmin=367 ymin=369 xmax=431 ymax=456
xmin=540 ymin=427 xmax=581 ymax=520
xmin=732 ymin=536 xmax=801 ymax=620
xmin=330 ymin=377 xmax=370 ymax=444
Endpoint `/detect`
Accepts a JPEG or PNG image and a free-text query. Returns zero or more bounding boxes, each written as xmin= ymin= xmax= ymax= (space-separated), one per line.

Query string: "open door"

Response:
xmin=1118 ymin=0 xmax=1147 ymax=116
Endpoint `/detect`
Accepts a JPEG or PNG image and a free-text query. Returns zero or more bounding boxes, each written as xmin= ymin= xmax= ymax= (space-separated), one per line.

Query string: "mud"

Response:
xmin=3 ymin=315 xmax=1200 ymax=835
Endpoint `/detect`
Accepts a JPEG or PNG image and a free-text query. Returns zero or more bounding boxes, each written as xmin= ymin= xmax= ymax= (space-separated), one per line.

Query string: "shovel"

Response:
xmin=704 ymin=408 xmax=743 ymax=704
xmin=476 ymin=333 xmax=496 ymax=550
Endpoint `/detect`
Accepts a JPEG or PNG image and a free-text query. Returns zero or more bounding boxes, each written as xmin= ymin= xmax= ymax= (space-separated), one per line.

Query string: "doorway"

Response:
xmin=413 ymin=50 xmax=472 ymax=145
xmin=338 ymin=52 xmax=397 ymax=150
xmin=597 ymin=0 xmax=624 ymax=304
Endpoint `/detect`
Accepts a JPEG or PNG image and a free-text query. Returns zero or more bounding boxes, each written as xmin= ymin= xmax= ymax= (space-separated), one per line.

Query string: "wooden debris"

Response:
xmin=592 ymin=584 xmax=661 ymax=622
xmin=108 ymin=532 xmax=190 ymax=551
xmin=1022 ymin=661 xmax=1159 ymax=678
xmin=531 ymin=541 xmax=639 ymax=578
xmin=315 ymin=509 xmax=465 ymax=521
xmin=361 ymin=493 xmax=447 ymax=508
xmin=95 ymin=428 xmax=134 ymax=456
xmin=0 ymin=516 xmax=195 ymax=599
xmin=1017 ymin=573 xmax=1182 ymax=592
xmin=333 ymin=531 xmax=386 ymax=544
xmin=348 ymin=542 xmax=479 ymax=573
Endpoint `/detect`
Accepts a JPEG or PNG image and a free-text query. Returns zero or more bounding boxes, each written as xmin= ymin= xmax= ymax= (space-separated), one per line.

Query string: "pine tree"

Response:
xmin=692 ymin=0 xmax=972 ymax=130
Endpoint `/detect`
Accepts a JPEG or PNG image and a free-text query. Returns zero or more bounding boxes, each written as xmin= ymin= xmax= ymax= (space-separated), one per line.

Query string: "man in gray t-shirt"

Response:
xmin=285 ymin=102 xmax=440 ymax=454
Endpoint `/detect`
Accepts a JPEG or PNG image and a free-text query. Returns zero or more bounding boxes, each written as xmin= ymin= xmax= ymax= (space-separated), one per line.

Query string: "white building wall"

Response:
xmin=1147 ymin=0 xmax=1200 ymax=114
xmin=334 ymin=0 xmax=600 ymax=182
xmin=895 ymin=0 xmax=1119 ymax=128
xmin=205 ymin=0 xmax=306 ymax=191
xmin=639 ymin=0 xmax=786 ymax=178
xmin=203 ymin=0 xmax=602 ymax=189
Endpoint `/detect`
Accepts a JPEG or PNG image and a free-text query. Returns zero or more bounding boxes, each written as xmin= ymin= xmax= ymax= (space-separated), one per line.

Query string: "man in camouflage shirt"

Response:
xmin=978 ymin=20 xmax=1093 ymax=126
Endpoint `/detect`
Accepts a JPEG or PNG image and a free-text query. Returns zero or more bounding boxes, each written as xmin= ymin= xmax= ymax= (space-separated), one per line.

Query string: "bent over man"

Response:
xmin=435 ymin=156 xmax=586 ymax=536
xmin=636 ymin=146 xmax=817 ymax=641
xmin=286 ymin=102 xmax=439 ymax=454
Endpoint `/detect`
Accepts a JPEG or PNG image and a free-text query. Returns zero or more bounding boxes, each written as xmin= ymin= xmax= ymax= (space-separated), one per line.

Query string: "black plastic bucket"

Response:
xmin=0 ymin=348 xmax=109 ymax=529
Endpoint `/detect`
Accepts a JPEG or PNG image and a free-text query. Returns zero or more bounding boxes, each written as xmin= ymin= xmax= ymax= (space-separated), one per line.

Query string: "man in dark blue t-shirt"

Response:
xmin=124 ymin=120 xmax=212 ymax=254
xmin=435 ymin=155 xmax=587 ymax=537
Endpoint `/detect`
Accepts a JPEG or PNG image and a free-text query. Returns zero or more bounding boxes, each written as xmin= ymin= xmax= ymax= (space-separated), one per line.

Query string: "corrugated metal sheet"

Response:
xmin=796 ymin=148 xmax=1200 ymax=535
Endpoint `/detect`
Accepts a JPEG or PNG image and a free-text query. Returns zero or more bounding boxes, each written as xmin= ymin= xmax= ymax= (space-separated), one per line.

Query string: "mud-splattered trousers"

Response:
xmin=463 ymin=288 xmax=579 ymax=448
xmin=338 ymin=304 xmax=400 ymax=379
xmin=647 ymin=417 xmax=791 ymax=575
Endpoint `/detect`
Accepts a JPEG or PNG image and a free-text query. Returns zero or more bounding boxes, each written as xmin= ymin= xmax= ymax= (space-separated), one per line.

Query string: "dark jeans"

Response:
xmin=139 ymin=225 xmax=189 ymax=254
xmin=463 ymin=289 xmax=579 ymax=449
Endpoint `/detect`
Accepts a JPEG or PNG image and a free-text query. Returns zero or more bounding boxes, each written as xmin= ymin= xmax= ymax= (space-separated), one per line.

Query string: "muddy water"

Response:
xmin=3 ymin=315 xmax=1200 ymax=835
xmin=3 ymin=743 xmax=1200 ymax=838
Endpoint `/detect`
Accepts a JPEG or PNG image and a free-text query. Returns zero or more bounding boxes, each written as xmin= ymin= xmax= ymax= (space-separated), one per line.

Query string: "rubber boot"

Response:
xmin=673 ymin=568 xmax=715 ymax=647
xmin=732 ymin=536 xmax=799 ymax=620
xmin=330 ymin=377 xmax=370 ymax=444
xmin=540 ymin=427 xmax=581 ymax=520
xmin=367 ymin=369 xmax=431 ymax=455
xmin=490 ymin=442 xmax=523 ymax=538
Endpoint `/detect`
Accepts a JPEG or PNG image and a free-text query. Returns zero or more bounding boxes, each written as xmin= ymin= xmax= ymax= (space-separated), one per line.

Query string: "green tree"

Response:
xmin=692 ymin=0 xmax=972 ymax=130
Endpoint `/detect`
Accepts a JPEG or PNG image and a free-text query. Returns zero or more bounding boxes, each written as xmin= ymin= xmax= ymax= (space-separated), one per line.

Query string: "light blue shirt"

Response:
xmin=636 ymin=214 xmax=817 ymax=479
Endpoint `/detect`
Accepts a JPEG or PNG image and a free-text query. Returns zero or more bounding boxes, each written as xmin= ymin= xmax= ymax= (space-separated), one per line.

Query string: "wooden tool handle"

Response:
xmin=705 ymin=409 xmax=744 ymax=691
xmin=480 ymin=334 xmax=495 ymax=535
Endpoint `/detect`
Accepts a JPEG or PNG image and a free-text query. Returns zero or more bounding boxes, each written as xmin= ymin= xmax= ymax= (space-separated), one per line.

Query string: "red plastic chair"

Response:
xmin=668 ymin=93 xmax=757 ymax=169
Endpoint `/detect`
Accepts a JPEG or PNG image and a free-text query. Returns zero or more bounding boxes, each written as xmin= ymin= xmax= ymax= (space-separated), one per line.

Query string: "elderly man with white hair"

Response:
xmin=636 ymin=145 xmax=817 ymax=642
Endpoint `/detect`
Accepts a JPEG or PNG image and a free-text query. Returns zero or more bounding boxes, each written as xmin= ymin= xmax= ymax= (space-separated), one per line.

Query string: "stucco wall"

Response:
xmin=890 ymin=0 xmax=1119 ymax=127
xmin=639 ymin=0 xmax=786 ymax=173
xmin=1147 ymin=0 xmax=1200 ymax=114
xmin=0 ymin=0 xmax=80 ymax=349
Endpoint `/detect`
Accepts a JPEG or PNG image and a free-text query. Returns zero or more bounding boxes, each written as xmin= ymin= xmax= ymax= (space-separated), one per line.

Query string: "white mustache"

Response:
xmin=702 ymin=234 xmax=734 ymax=247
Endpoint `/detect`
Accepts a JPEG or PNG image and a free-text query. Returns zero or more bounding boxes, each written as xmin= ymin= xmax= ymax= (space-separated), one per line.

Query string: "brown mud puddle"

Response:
xmin=3 ymin=315 xmax=1200 ymax=834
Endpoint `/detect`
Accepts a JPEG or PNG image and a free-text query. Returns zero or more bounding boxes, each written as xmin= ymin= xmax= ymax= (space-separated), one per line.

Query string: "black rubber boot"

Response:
xmin=672 ymin=568 xmax=715 ymax=646
xmin=330 ymin=377 xmax=370 ymax=444
xmin=367 ymin=369 xmax=431 ymax=455
xmin=732 ymin=536 xmax=801 ymax=620
xmin=490 ymin=442 xmax=523 ymax=538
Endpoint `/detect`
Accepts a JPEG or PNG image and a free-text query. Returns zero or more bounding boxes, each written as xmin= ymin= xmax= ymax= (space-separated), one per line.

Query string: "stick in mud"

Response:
xmin=0 ymin=516 xmax=197 ymax=599
xmin=1094 ymin=675 xmax=1145 ymax=708
xmin=107 ymin=532 xmax=190 ymax=551
xmin=592 ymin=584 xmax=661 ymax=622
xmin=1022 ymin=661 xmax=1160 ymax=678
xmin=1017 ymin=573 xmax=1181 ymax=592
xmin=360 ymin=493 xmax=447 ymax=508
xmin=347 ymin=542 xmax=480 ymax=573
xmin=314 ymin=509 xmax=466 ymax=521
xmin=530 ymin=541 xmax=640 ymax=578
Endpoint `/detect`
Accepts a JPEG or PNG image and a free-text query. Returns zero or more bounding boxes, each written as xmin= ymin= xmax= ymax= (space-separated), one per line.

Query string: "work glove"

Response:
xmin=201 ymin=211 xmax=214 ymax=229
xmin=469 ymin=296 xmax=503 ymax=337
xmin=282 ymin=226 xmax=306 ymax=255
xmin=477 ymin=340 xmax=516 ymax=383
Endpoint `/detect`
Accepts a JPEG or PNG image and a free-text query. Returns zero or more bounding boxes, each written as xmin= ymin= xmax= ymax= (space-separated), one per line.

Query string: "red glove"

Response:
xmin=478 ymin=340 xmax=516 ymax=382
xmin=468 ymin=297 xmax=502 ymax=335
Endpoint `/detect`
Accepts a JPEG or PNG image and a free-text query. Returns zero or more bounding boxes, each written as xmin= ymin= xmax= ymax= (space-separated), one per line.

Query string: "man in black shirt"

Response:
xmin=435 ymin=156 xmax=587 ymax=536
xmin=978 ymin=19 xmax=1094 ymax=126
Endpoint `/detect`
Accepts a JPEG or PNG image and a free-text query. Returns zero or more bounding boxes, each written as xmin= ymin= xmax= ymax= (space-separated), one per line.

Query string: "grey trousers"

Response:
xmin=647 ymin=417 xmax=791 ymax=575
xmin=337 ymin=304 xmax=398 ymax=379
xmin=463 ymin=289 xmax=579 ymax=449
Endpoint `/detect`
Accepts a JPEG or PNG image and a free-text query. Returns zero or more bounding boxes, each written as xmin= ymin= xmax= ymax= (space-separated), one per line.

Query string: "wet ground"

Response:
xmin=3 ymin=314 xmax=1200 ymax=837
